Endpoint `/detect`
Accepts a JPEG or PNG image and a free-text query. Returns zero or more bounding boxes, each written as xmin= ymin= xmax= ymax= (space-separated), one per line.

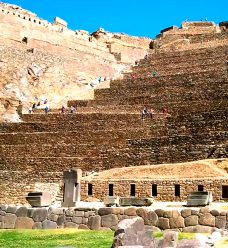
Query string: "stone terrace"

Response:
xmin=0 ymin=41 xmax=227 ymax=204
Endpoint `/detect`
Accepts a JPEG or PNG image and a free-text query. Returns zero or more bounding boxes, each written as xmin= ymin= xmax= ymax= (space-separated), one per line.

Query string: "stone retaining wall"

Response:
xmin=0 ymin=205 xmax=227 ymax=232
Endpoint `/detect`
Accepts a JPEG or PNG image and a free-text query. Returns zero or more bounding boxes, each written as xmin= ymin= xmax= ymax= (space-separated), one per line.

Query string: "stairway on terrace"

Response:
xmin=0 ymin=44 xmax=227 ymax=203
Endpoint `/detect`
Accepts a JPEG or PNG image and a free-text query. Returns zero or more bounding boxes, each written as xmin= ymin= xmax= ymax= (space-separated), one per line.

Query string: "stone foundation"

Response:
xmin=0 ymin=205 xmax=227 ymax=232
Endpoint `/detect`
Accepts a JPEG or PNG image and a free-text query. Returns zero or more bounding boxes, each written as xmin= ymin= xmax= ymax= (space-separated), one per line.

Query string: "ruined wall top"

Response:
xmin=0 ymin=2 xmax=37 ymax=18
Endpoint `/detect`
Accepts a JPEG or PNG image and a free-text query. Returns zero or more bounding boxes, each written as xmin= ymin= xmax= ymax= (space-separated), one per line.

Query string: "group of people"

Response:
xmin=141 ymin=107 xmax=169 ymax=120
xmin=28 ymin=99 xmax=49 ymax=114
xmin=141 ymin=107 xmax=155 ymax=119
xmin=61 ymin=105 xmax=77 ymax=114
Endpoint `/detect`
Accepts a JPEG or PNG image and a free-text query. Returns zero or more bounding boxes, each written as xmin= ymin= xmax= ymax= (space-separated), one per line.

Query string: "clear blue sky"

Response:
xmin=2 ymin=0 xmax=228 ymax=38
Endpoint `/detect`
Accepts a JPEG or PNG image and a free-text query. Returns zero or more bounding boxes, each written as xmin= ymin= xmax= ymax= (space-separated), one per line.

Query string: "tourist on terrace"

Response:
xmin=44 ymin=105 xmax=49 ymax=114
xmin=148 ymin=108 xmax=155 ymax=119
xmin=61 ymin=105 xmax=66 ymax=113
xmin=153 ymin=69 xmax=157 ymax=77
xmin=141 ymin=107 xmax=149 ymax=120
xmin=32 ymin=103 xmax=36 ymax=112
xmin=70 ymin=106 xmax=76 ymax=113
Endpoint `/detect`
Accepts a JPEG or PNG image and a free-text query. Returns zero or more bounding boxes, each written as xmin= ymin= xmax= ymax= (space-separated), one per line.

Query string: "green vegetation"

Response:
xmin=0 ymin=229 xmax=114 ymax=248
xmin=0 ymin=229 xmax=227 ymax=248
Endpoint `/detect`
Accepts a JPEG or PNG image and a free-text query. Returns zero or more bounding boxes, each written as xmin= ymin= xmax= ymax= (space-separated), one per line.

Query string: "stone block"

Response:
xmin=136 ymin=208 xmax=148 ymax=220
xmin=185 ymin=215 xmax=198 ymax=226
xmin=98 ymin=208 xmax=122 ymax=216
xmin=82 ymin=217 xmax=88 ymax=224
xmin=104 ymin=196 xmax=120 ymax=207
xmin=72 ymin=216 xmax=82 ymax=224
xmin=51 ymin=208 xmax=65 ymax=215
xmin=0 ymin=216 xmax=4 ymax=222
xmin=157 ymin=217 xmax=170 ymax=230
xmin=101 ymin=214 xmax=118 ymax=228
xmin=3 ymin=213 xmax=17 ymax=229
xmin=0 ymin=210 xmax=6 ymax=216
xmin=155 ymin=209 xmax=164 ymax=217
xmin=0 ymin=205 xmax=7 ymax=211
xmin=124 ymin=208 xmax=137 ymax=216
xmin=26 ymin=192 xmax=52 ymax=207
xmin=48 ymin=213 xmax=58 ymax=222
xmin=164 ymin=210 xmax=180 ymax=218
xmin=33 ymin=222 xmax=42 ymax=229
xmin=215 ymin=216 xmax=226 ymax=229
xmin=32 ymin=208 xmax=48 ymax=222
xmin=181 ymin=209 xmax=191 ymax=218
xmin=200 ymin=207 xmax=210 ymax=214
xmin=145 ymin=211 xmax=158 ymax=226
xmin=199 ymin=213 xmax=215 ymax=226
xmin=78 ymin=224 xmax=89 ymax=230
xmin=6 ymin=206 xmax=18 ymax=214
xmin=191 ymin=209 xmax=199 ymax=215
xmin=88 ymin=215 xmax=101 ymax=230
xmin=65 ymin=208 xmax=74 ymax=217
xmin=42 ymin=220 xmax=57 ymax=229
xmin=65 ymin=222 xmax=78 ymax=228
xmin=57 ymin=215 xmax=65 ymax=226
xmin=169 ymin=216 xmax=185 ymax=229
xmin=16 ymin=207 xmax=28 ymax=217
xmin=210 ymin=210 xmax=220 ymax=216
xmin=15 ymin=217 xmax=34 ymax=229
xmin=119 ymin=197 xmax=153 ymax=207
xmin=27 ymin=208 xmax=35 ymax=218
xmin=75 ymin=211 xmax=84 ymax=217
xmin=112 ymin=217 xmax=154 ymax=247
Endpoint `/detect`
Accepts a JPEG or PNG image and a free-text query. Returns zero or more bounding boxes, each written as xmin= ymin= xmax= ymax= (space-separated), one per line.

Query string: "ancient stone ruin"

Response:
xmin=0 ymin=4 xmax=227 ymax=241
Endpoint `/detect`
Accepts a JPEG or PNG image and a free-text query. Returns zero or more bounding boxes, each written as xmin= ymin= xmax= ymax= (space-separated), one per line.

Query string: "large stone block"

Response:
xmin=57 ymin=215 xmax=65 ymax=226
xmin=33 ymin=222 xmax=42 ymax=229
xmin=215 ymin=216 xmax=226 ymax=229
xmin=124 ymin=208 xmax=137 ymax=216
xmin=98 ymin=208 xmax=120 ymax=216
xmin=6 ymin=206 xmax=18 ymax=214
xmin=15 ymin=217 xmax=34 ymax=229
xmin=185 ymin=215 xmax=198 ymax=226
xmin=181 ymin=209 xmax=191 ymax=218
xmin=101 ymin=214 xmax=118 ymax=228
xmin=88 ymin=215 xmax=101 ymax=230
xmin=145 ymin=211 xmax=158 ymax=226
xmin=157 ymin=217 xmax=170 ymax=230
xmin=112 ymin=217 xmax=154 ymax=247
xmin=119 ymin=197 xmax=153 ymax=207
xmin=16 ymin=207 xmax=28 ymax=217
xmin=32 ymin=208 xmax=48 ymax=222
xmin=154 ymin=209 xmax=164 ymax=217
xmin=199 ymin=213 xmax=215 ymax=226
xmin=3 ymin=213 xmax=17 ymax=229
xmin=169 ymin=216 xmax=185 ymax=229
xmin=42 ymin=220 xmax=57 ymax=229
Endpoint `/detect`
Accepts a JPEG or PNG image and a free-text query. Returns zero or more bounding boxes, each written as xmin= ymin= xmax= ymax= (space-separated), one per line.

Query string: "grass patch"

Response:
xmin=0 ymin=229 xmax=114 ymax=248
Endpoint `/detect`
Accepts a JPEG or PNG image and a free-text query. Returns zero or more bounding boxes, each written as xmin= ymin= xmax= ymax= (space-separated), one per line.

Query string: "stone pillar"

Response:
xmin=62 ymin=168 xmax=82 ymax=207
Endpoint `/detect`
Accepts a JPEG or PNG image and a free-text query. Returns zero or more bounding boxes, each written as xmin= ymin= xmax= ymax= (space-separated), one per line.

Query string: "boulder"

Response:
xmin=88 ymin=215 xmax=101 ymax=230
xmin=111 ymin=217 xmax=154 ymax=248
xmin=15 ymin=217 xmax=34 ymax=229
xmin=3 ymin=213 xmax=17 ymax=229
xmin=101 ymin=214 xmax=118 ymax=228
xmin=32 ymin=208 xmax=48 ymax=222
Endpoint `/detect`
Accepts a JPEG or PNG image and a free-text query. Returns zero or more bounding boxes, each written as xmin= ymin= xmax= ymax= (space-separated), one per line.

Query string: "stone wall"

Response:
xmin=80 ymin=179 xmax=228 ymax=202
xmin=0 ymin=205 xmax=227 ymax=232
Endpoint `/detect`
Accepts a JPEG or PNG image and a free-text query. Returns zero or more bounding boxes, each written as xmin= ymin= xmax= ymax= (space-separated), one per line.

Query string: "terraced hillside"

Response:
xmin=0 ymin=34 xmax=227 ymax=203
